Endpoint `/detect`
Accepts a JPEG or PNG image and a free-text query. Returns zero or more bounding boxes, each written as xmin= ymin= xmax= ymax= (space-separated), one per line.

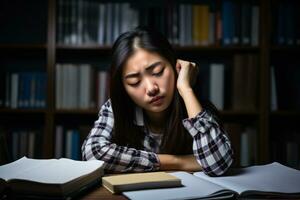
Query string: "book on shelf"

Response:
xmin=55 ymin=63 xmax=109 ymax=109
xmin=55 ymin=0 xmax=259 ymax=47
xmin=55 ymin=125 xmax=90 ymax=160
xmin=223 ymin=123 xmax=243 ymax=166
xmin=0 ymin=156 xmax=104 ymax=199
xmin=3 ymin=72 xmax=47 ymax=109
xmin=102 ymin=172 xmax=182 ymax=194
xmin=123 ymin=162 xmax=300 ymax=200
xmin=273 ymin=1 xmax=299 ymax=46
xmin=270 ymin=66 xmax=278 ymax=111
xmin=0 ymin=132 xmax=9 ymax=165
xmin=274 ymin=64 xmax=300 ymax=110
xmin=209 ymin=63 xmax=225 ymax=110
xmin=232 ymin=54 xmax=258 ymax=110
xmin=240 ymin=126 xmax=257 ymax=167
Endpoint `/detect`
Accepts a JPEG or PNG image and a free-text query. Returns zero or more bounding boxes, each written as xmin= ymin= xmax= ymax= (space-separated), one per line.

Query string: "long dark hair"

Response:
xmin=109 ymin=27 xmax=220 ymax=154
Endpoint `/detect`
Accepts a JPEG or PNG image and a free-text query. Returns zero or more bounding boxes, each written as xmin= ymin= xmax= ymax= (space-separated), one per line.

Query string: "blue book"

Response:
xmin=222 ymin=0 xmax=233 ymax=46
xmin=23 ymin=73 xmax=30 ymax=108
xmin=285 ymin=2 xmax=295 ymax=46
xmin=71 ymin=130 xmax=80 ymax=160
xmin=241 ymin=1 xmax=251 ymax=45
xmin=40 ymin=73 xmax=47 ymax=108
xmin=18 ymin=73 xmax=25 ymax=109
xmin=277 ymin=2 xmax=286 ymax=45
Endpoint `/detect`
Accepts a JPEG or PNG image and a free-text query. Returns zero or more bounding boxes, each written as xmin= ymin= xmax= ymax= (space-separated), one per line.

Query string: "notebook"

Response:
xmin=123 ymin=162 xmax=300 ymax=200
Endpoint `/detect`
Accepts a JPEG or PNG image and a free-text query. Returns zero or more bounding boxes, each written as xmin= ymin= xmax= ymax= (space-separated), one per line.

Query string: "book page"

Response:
xmin=194 ymin=162 xmax=300 ymax=195
xmin=0 ymin=157 xmax=48 ymax=180
xmin=123 ymin=171 xmax=235 ymax=200
xmin=0 ymin=157 xmax=104 ymax=184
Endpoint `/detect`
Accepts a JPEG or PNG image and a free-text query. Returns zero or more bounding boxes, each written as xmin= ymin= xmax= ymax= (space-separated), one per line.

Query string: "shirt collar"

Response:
xmin=134 ymin=106 xmax=145 ymax=126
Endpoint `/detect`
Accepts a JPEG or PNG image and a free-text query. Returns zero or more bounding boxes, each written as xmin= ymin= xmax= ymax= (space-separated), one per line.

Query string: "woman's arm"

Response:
xmin=158 ymin=154 xmax=202 ymax=171
xmin=176 ymin=59 xmax=202 ymax=118
xmin=176 ymin=59 xmax=234 ymax=176
xmin=81 ymin=100 xmax=160 ymax=172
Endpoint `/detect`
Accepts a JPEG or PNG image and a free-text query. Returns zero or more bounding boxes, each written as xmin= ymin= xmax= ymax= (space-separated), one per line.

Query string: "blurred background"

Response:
xmin=0 ymin=0 xmax=299 ymax=169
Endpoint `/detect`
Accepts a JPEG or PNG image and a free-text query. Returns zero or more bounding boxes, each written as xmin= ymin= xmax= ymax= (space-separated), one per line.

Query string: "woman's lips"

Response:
xmin=149 ymin=96 xmax=164 ymax=105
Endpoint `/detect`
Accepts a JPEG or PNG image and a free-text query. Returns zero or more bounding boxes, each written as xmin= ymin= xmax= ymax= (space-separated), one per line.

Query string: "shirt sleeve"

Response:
xmin=81 ymin=99 xmax=160 ymax=173
xmin=182 ymin=110 xmax=234 ymax=176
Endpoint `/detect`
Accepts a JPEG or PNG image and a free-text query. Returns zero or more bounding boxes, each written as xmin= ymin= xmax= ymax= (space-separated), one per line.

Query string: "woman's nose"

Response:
xmin=145 ymin=79 xmax=159 ymax=96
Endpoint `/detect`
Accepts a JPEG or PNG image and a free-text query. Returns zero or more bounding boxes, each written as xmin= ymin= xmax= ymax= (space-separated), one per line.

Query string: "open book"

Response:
xmin=0 ymin=157 xmax=104 ymax=199
xmin=123 ymin=162 xmax=300 ymax=200
xmin=102 ymin=172 xmax=181 ymax=194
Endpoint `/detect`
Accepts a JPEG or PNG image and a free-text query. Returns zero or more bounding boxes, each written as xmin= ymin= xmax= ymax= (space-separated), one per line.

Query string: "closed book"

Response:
xmin=102 ymin=172 xmax=182 ymax=194
xmin=209 ymin=63 xmax=225 ymax=110
xmin=0 ymin=157 xmax=104 ymax=199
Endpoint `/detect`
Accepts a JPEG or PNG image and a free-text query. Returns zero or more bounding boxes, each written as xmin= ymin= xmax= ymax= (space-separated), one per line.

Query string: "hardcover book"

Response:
xmin=0 ymin=157 xmax=104 ymax=199
xmin=102 ymin=171 xmax=182 ymax=194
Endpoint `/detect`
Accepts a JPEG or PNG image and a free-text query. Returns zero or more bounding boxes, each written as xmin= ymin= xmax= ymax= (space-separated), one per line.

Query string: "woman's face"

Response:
xmin=122 ymin=49 xmax=175 ymax=114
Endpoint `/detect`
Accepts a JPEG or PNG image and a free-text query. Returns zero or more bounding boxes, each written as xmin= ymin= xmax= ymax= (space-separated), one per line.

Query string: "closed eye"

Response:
xmin=152 ymin=68 xmax=164 ymax=76
xmin=128 ymin=81 xmax=140 ymax=87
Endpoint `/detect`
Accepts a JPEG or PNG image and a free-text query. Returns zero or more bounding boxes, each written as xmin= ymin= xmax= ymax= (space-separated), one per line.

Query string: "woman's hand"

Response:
xmin=176 ymin=59 xmax=198 ymax=96
xmin=176 ymin=59 xmax=203 ymax=118
xmin=158 ymin=154 xmax=202 ymax=172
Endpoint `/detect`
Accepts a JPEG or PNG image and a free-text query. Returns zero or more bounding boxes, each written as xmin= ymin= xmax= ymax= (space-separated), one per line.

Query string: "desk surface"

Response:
xmin=81 ymin=185 xmax=127 ymax=200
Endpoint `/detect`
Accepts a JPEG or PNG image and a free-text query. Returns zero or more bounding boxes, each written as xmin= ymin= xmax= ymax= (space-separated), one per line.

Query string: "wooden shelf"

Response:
xmin=270 ymin=46 xmax=300 ymax=54
xmin=0 ymin=44 xmax=47 ymax=50
xmin=0 ymin=108 xmax=47 ymax=114
xmin=174 ymin=45 xmax=259 ymax=52
xmin=56 ymin=44 xmax=111 ymax=50
xmin=220 ymin=110 xmax=259 ymax=116
xmin=55 ymin=109 xmax=98 ymax=115
xmin=56 ymin=44 xmax=259 ymax=52
xmin=56 ymin=44 xmax=112 ymax=56
xmin=270 ymin=110 xmax=300 ymax=117
xmin=271 ymin=46 xmax=300 ymax=50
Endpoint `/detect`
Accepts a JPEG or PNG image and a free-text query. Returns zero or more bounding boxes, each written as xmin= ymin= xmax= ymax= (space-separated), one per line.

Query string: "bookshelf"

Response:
xmin=268 ymin=0 xmax=300 ymax=169
xmin=0 ymin=0 xmax=299 ymax=169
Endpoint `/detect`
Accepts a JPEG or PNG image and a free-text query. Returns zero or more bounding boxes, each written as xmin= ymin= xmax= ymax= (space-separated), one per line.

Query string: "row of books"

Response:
xmin=54 ymin=125 xmax=90 ymax=160
xmin=198 ymin=54 xmax=258 ymax=111
xmin=224 ymin=124 xmax=257 ymax=167
xmin=0 ymin=72 xmax=47 ymax=109
xmin=55 ymin=64 xmax=109 ymax=109
xmin=3 ymin=130 xmax=42 ymax=161
xmin=56 ymin=0 xmax=259 ymax=47
xmin=56 ymin=0 xmax=138 ymax=45
xmin=272 ymin=1 xmax=300 ymax=46
xmin=231 ymin=54 xmax=258 ymax=110
xmin=219 ymin=0 xmax=259 ymax=46
xmin=271 ymin=131 xmax=300 ymax=169
xmin=271 ymin=64 xmax=300 ymax=110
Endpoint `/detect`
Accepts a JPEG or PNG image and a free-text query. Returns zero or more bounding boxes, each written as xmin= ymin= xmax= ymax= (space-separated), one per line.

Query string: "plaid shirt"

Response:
xmin=82 ymin=99 xmax=233 ymax=176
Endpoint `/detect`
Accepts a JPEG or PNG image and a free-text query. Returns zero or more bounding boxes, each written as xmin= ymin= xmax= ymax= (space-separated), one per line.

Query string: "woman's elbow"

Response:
xmin=81 ymin=142 xmax=106 ymax=161
xmin=203 ymin=148 xmax=234 ymax=177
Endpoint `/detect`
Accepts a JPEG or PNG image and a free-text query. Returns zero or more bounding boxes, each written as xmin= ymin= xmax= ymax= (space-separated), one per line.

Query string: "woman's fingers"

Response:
xmin=176 ymin=60 xmax=181 ymax=74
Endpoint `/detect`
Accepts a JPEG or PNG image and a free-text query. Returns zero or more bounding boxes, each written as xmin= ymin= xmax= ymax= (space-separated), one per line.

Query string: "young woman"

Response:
xmin=82 ymin=27 xmax=233 ymax=176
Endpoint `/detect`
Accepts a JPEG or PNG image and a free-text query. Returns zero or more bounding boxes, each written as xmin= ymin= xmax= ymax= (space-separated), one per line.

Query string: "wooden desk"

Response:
xmin=80 ymin=185 xmax=127 ymax=200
